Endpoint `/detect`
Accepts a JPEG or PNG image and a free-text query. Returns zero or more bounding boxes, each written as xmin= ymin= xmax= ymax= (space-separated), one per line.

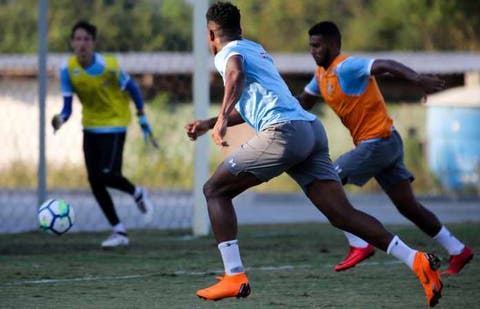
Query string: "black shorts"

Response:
xmin=83 ymin=131 xmax=126 ymax=177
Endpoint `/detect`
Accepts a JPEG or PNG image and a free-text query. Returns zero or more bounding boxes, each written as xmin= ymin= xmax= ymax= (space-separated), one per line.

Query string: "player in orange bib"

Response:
xmin=297 ymin=21 xmax=473 ymax=275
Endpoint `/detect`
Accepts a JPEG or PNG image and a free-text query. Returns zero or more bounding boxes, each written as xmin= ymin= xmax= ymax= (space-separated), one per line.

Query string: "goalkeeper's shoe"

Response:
xmin=51 ymin=114 xmax=65 ymax=132
xmin=101 ymin=232 xmax=129 ymax=248
xmin=334 ymin=244 xmax=375 ymax=271
xmin=413 ymin=252 xmax=443 ymax=307
xmin=197 ymin=272 xmax=250 ymax=301
xmin=442 ymin=246 xmax=473 ymax=275
xmin=134 ymin=186 xmax=153 ymax=224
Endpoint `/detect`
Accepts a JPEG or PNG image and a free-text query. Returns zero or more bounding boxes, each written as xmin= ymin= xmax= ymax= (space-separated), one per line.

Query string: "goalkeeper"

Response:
xmin=52 ymin=21 xmax=155 ymax=248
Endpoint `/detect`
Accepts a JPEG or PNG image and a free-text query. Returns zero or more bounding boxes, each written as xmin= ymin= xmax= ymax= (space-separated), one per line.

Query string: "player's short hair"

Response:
xmin=206 ymin=1 xmax=241 ymax=32
xmin=308 ymin=21 xmax=341 ymax=47
xmin=71 ymin=21 xmax=97 ymax=40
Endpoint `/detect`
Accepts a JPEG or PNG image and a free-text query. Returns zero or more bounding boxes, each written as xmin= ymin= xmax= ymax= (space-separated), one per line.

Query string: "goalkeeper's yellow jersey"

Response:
xmin=62 ymin=53 xmax=131 ymax=128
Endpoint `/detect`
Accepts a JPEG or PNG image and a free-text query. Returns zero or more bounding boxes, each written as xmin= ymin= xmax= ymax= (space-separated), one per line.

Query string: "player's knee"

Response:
xmin=203 ymin=180 xmax=217 ymax=199
xmin=100 ymin=170 xmax=122 ymax=185
xmin=88 ymin=171 xmax=115 ymax=186
xmin=87 ymin=173 xmax=102 ymax=186
xmin=203 ymin=179 xmax=228 ymax=199
xmin=87 ymin=176 xmax=105 ymax=192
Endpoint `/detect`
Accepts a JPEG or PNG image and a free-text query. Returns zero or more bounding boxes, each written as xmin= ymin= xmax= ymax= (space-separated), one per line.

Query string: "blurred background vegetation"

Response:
xmin=0 ymin=0 xmax=478 ymax=53
xmin=2 ymin=101 xmax=440 ymax=194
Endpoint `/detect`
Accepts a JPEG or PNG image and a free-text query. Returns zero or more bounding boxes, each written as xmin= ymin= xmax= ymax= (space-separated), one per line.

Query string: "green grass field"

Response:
xmin=0 ymin=222 xmax=478 ymax=308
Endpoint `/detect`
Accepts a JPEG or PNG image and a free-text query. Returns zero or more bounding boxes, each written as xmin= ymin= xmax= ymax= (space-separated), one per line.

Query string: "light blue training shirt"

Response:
xmin=215 ymin=39 xmax=316 ymax=132
xmin=304 ymin=56 xmax=375 ymax=96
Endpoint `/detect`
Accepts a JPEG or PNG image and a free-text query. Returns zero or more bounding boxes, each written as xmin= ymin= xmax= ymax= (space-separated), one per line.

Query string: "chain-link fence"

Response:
xmin=0 ymin=1 xmax=209 ymax=234
xmin=1 ymin=0 xmax=479 ymax=235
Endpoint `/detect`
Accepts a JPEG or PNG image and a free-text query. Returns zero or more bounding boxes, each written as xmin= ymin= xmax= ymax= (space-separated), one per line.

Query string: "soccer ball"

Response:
xmin=38 ymin=199 xmax=75 ymax=235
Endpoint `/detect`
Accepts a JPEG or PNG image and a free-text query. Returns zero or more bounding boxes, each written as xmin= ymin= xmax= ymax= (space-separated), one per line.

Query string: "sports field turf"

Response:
xmin=1 ymin=222 xmax=478 ymax=308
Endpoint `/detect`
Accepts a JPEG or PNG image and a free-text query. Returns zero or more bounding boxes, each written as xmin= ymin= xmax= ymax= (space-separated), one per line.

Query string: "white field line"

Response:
xmin=3 ymin=260 xmax=402 ymax=286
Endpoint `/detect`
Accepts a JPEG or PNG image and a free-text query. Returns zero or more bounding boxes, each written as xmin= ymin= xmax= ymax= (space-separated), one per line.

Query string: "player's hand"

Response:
xmin=415 ymin=74 xmax=446 ymax=95
xmin=138 ymin=114 xmax=153 ymax=144
xmin=184 ymin=120 xmax=210 ymax=141
xmin=212 ymin=116 xmax=229 ymax=147
xmin=51 ymin=114 xmax=64 ymax=133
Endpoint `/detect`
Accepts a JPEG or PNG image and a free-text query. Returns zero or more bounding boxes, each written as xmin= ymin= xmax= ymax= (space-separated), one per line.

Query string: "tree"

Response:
xmin=48 ymin=0 xmax=192 ymax=52
xmin=0 ymin=0 xmax=37 ymax=53
xmin=0 ymin=0 xmax=478 ymax=53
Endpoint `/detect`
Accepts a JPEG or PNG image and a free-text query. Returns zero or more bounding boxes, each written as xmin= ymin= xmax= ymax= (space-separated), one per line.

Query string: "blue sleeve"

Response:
xmin=304 ymin=75 xmax=321 ymax=96
xmin=125 ymin=78 xmax=144 ymax=111
xmin=337 ymin=57 xmax=374 ymax=96
xmin=59 ymin=64 xmax=73 ymax=121
xmin=118 ymin=69 xmax=130 ymax=90
xmin=60 ymin=96 xmax=73 ymax=121
xmin=60 ymin=66 xmax=73 ymax=96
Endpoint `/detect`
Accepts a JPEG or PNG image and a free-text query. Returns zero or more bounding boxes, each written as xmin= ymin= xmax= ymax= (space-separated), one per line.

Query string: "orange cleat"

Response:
xmin=197 ymin=272 xmax=251 ymax=301
xmin=413 ymin=252 xmax=443 ymax=307
xmin=442 ymin=246 xmax=474 ymax=275
xmin=334 ymin=244 xmax=375 ymax=272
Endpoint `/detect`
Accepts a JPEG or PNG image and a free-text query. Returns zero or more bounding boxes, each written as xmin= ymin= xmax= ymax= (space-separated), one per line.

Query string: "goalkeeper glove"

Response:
xmin=51 ymin=114 xmax=65 ymax=133
xmin=138 ymin=113 xmax=159 ymax=148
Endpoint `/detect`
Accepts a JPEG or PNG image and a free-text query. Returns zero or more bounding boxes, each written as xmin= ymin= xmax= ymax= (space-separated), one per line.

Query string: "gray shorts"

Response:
xmin=224 ymin=119 xmax=340 ymax=191
xmin=334 ymin=130 xmax=414 ymax=191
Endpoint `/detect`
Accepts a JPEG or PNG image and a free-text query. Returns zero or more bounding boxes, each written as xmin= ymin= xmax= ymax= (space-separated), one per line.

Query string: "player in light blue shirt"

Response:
xmin=184 ymin=2 xmax=442 ymax=305
xmin=214 ymin=39 xmax=315 ymax=131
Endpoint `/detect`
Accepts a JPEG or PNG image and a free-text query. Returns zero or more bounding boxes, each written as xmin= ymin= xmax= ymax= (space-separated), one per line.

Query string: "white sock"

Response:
xmin=218 ymin=240 xmax=244 ymax=275
xmin=134 ymin=186 xmax=143 ymax=198
xmin=433 ymin=226 xmax=464 ymax=255
xmin=113 ymin=222 xmax=127 ymax=234
xmin=344 ymin=231 xmax=369 ymax=248
xmin=387 ymin=235 xmax=417 ymax=270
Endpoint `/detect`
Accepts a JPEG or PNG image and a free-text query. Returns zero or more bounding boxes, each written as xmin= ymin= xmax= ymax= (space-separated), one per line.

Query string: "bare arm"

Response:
xmin=297 ymin=91 xmax=320 ymax=111
xmin=184 ymin=109 xmax=245 ymax=141
xmin=371 ymin=59 xmax=446 ymax=94
xmin=207 ymin=109 xmax=245 ymax=129
xmin=211 ymin=55 xmax=246 ymax=146
xmin=184 ymin=55 xmax=246 ymax=144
